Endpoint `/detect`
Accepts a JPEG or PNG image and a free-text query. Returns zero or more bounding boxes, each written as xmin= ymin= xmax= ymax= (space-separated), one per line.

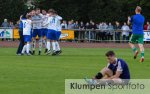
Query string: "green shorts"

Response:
xmin=129 ymin=34 xmax=144 ymax=44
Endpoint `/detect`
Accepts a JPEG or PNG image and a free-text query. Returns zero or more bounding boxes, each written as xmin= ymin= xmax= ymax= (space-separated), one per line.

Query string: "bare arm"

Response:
xmin=127 ymin=16 xmax=131 ymax=25
xmin=110 ymin=71 xmax=122 ymax=79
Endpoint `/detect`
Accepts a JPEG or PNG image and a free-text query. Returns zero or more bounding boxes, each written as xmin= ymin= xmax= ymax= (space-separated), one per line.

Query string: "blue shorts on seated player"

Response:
xmin=41 ymin=28 xmax=48 ymax=37
xmin=32 ymin=29 xmax=42 ymax=37
xmin=47 ymin=29 xmax=57 ymax=40
xmin=24 ymin=35 xmax=31 ymax=42
xmin=56 ymin=31 xmax=61 ymax=40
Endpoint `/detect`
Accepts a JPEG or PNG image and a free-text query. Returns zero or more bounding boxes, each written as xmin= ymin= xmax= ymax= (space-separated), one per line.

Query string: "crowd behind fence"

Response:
xmin=0 ymin=28 xmax=150 ymax=43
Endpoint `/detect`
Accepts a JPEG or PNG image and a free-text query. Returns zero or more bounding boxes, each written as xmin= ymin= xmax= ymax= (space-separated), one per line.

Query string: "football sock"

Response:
xmin=141 ymin=51 xmax=144 ymax=58
xmin=55 ymin=41 xmax=60 ymax=51
xmin=47 ymin=41 xmax=51 ymax=51
xmin=32 ymin=40 xmax=36 ymax=51
xmin=22 ymin=45 xmax=27 ymax=54
xmin=26 ymin=43 xmax=30 ymax=54
xmin=132 ymin=47 xmax=137 ymax=53
xmin=39 ymin=38 xmax=42 ymax=51
xmin=52 ymin=42 xmax=56 ymax=51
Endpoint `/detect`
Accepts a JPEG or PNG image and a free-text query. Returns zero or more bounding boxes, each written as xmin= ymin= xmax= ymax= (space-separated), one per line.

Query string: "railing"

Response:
xmin=0 ymin=27 xmax=150 ymax=42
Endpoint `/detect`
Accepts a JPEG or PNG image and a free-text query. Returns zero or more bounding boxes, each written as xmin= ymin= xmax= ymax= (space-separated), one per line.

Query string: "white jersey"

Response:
xmin=56 ymin=15 xmax=62 ymax=31
xmin=32 ymin=14 xmax=42 ymax=29
xmin=22 ymin=19 xmax=32 ymax=35
xmin=41 ymin=14 xmax=49 ymax=29
xmin=47 ymin=16 xmax=58 ymax=31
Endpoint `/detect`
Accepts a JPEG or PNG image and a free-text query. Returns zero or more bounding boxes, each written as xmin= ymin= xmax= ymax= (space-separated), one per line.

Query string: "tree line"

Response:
xmin=0 ymin=0 xmax=150 ymax=24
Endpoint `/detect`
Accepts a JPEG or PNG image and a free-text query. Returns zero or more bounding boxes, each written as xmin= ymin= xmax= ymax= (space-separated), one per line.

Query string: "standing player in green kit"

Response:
xmin=128 ymin=6 xmax=145 ymax=62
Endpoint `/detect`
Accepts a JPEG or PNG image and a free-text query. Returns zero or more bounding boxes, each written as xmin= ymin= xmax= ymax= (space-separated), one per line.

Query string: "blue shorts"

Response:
xmin=41 ymin=28 xmax=48 ymax=37
xmin=56 ymin=31 xmax=61 ymax=40
xmin=24 ymin=35 xmax=31 ymax=42
xmin=32 ymin=29 xmax=42 ymax=38
xmin=47 ymin=29 xmax=57 ymax=40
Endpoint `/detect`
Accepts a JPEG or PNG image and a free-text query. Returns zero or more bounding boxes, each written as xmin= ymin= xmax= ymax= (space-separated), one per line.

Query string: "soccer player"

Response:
xmin=32 ymin=8 xmax=43 ymax=55
xmin=41 ymin=10 xmax=49 ymax=53
xmin=128 ymin=6 xmax=145 ymax=62
xmin=54 ymin=11 xmax=62 ymax=55
xmin=85 ymin=51 xmax=130 ymax=84
xmin=21 ymin=15 xmax=32 ymax=55
xmin=45 ymin=9 xmax=58 ymax=56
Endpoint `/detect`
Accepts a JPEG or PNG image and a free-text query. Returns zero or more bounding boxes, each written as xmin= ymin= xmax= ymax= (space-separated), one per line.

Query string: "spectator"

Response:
xmin=74 ymin=21 xmax=79 ymax=41
xmin=121 ymin=22 xmax=130 ymax=42
xmin=114 ymin=21 xmax=121 ymax=43
xmin=144 ymin=21 xmax=149 ymax=30
xmin=68 ymin=21 xmax=75 ymax=29
xmin=107 ymin=22 xmax=114 ymax=41
xmin=9 ymin=21 xmax=15 ymax=28
xmin=61 ymin=20 xmax=68 ymax=29
xmin=79 ymin=21 xmax=85 ymax=41
xmin=1 ymin=19 xmax=10 ymax=41
xmin=1 ymin=19 xmax=9 ymax=27
xmin=15 ymin=20 xmax=20 ymax=28
xmin=74 ymin=21 xmax=79 ymax=29
xmin=101 ymin=22 xmax=108 ymax=41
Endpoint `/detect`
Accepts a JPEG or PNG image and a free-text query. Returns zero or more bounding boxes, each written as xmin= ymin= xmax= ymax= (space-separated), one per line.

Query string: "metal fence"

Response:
xmin=0 ymin=27 xmax=150 ymax=43
xmin=71 ymin=29 xmax=150 ymax=43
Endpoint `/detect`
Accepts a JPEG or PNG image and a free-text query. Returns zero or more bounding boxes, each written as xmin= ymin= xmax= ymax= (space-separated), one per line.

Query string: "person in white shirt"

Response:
xmin=121 ymin=22 xmax=130 ymax=42
xmin=54 ymin=12 xmax=63 ymax=55
xmin=43 ymin=9 xmax=58 ymax=56
xmin=32 ymin=8 xmax=43 ymax=55
xmin=41 ymin=10 xmax=49 ymax=53
xmin=21 ymin=15 xmax=32 ymax=55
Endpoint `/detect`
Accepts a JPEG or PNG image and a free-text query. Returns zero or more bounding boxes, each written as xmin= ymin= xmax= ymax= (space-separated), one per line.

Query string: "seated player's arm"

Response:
xmin=110 ymin=71 xmax=122 ymax=79
xmin=110 ymin=61 xmax=123 ymax=79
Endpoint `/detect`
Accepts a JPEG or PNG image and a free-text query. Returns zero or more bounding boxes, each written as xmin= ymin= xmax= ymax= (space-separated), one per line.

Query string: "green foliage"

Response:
xmin=0 ymin=0 xmax=150 ymax=24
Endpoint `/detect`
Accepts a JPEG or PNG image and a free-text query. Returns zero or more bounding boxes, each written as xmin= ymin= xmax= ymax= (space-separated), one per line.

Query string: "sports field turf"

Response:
xmin=0 ymin=48 xmax=150 ymax=94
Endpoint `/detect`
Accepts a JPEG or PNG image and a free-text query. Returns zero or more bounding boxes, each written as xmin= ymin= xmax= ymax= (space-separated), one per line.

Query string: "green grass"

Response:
xmin=0 ymin=48 xmax=150 ymax=94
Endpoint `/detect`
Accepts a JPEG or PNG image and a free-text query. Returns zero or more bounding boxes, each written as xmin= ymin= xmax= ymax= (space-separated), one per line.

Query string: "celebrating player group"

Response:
xmin=20 ymin=8 xmax=62 ymax=56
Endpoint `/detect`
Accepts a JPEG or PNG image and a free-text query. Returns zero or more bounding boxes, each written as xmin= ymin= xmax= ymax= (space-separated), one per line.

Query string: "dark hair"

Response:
xmin=36 ymin=8 xmax=40 ymax=11
xmin=48 ymin=9 xmax=55 ymax=13
xmin=26 ymin=14 xmax=31 ymax=19
xmin=105 ymin=51 xmax=115 ymax=57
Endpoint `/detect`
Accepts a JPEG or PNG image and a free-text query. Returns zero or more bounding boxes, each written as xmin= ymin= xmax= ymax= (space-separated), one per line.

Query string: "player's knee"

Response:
xmin=95 ymin=72 xmax=103 ymax=79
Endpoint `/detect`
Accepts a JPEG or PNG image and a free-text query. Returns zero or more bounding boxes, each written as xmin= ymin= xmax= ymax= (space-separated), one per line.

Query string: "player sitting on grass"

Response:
xmin=128 ymin=6 xmax=145 ymax=62
xmin=21 ymin=15 xmax=32 ymax=56
xmin=85 ymin=51 xmax=130 ymax=84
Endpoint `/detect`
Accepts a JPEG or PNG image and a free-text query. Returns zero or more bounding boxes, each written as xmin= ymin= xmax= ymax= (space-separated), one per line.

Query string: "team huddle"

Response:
xmin=20 ymin=8 xmax=62 ymax=56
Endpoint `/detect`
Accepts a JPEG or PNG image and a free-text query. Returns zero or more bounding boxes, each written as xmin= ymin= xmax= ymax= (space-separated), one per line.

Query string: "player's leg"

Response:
xmin=38 ymin=29 xmax=43 ymax=55
xmin=32 ymin=29 xmax=37 ymax=55
xmin=46 ymin=30 xmax=52 ymax=55
xmin=52 ymin=31 xmax=59 ymax=56
xmin=22 ymin=43 xmax=27 ymax=55
xmin=21 ymin=35 xmax=27 ymax=55
xmin=56 ymin=31 xmax=62 ymax=55
xmin=42 ymin=29 xmax=48 ymax=53
xmin=26 ymin=35 xmax=32 ymax=56
xmin=52 ymin=40 xmax=57 ymax=56
xmin=129 ymin=34 xmax=138 ymax=59
xmin=138 ymin=35 xmax=144 ymax=62
xmin=85 ymin=67 xmax=113 ymax=85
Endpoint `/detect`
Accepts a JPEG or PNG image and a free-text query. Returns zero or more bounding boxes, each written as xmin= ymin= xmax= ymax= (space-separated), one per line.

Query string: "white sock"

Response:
xmin=22 ymin=45 xmax=27 ymax=54
xmin=52 ymin=42 xmax=56 ymax=51
xmin=26 ymin=43 xmax=30 ymax=54
xmin=39 ymin=38 xmax=42 ymax=51
xmin=32 ymin=40 xmax=36 ymax=51
xmin=55 ymin=41 xmax=60 ymax=51
xmin=43 ymin=39 xmax=47 ymax=49
xmin=47 ymin=41 xmax=51 ymax=51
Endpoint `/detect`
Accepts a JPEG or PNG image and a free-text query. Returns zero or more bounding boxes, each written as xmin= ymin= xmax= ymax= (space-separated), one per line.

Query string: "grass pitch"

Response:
xmin=0 ymin=48 xmax=150 ymax=94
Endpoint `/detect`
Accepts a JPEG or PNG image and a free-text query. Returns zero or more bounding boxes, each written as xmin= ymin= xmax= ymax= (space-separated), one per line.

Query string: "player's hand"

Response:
xmin=128 ymin=16 xmax=131 ymax=21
